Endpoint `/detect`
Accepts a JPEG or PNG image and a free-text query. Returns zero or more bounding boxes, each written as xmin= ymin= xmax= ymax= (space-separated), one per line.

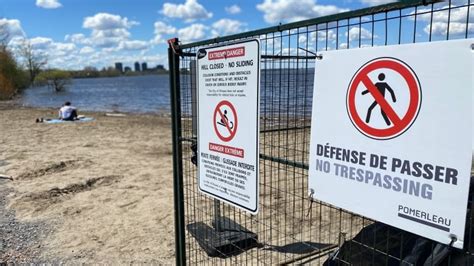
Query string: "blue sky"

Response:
xmin=0 ymin=0 xmax=472 ymax=70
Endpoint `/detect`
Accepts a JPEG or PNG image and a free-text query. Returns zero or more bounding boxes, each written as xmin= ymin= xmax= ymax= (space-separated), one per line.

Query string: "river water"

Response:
xmin=20 ymin=75 xmax=170 ymax=114
xmin=19 ymin=69 xmax=316 ymax=115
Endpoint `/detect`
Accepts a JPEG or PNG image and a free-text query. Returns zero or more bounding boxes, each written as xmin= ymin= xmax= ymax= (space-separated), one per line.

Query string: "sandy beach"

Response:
xmin=1 ymin=103 xmax=473 ymax=264
xmin=0 ymin=103 xmax=174 ymax=264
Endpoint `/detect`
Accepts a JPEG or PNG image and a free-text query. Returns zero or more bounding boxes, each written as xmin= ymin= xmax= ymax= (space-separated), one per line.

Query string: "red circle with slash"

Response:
xmin=347 ymin=57 xmax=422 ymax=140
xmin=213 ymin=100 xmax=238 ymax=142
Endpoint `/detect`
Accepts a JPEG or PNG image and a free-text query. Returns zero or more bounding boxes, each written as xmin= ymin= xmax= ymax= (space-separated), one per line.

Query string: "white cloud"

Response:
xmin=178 ymin=24 xmax=207 ymax=43
xmin=40 ymin=12 xmax=155 ymax=69
xmin=36 ymin=0 xmax=62 ymax=9
xmin=152 ymin=21 xmax=177 ymax=44
xmin=281 ymin=47 xmax=298 ymax=55
xmin=0 ymin=14 xmax=170 ymax=70
xmin=154 ymin=21 xmax=177 ymax=35
xmin=0 ymin=18 xmax=25 ymax=39
xmin=64 ymin=33 xmax=91 ymax=45
xmin=82 ymin=13 xmax=139 ymax=48
xmin=8 ymin=36 xmax=79 ymax=68
xmin=118 ymin=40 xmax=148 ymax=51
xmin=89 ymin=31 xmax=129 ymax=48
xmin=83 ymin=13 xmax=138 ymax=31
xmin=26 ymin=37 xmax=76 ymax=55
xmin=51 ymin=42 xmax=76 ymax=57
xmin=6 ymin=37 xmax=24 ymax=48
xmin=429 ymin=21 xmax=474 ymax=36
xmin=79 ymin=46 xmax=95 ymax=54
xmin=256 ymin=0 xmax=349 ymax=24
xmin=29 ymin=37 xmax=54 ymax=50
xmin=359 ymin=0 xmax=395 ymax=6
xmin=101 ymin=39 xmax=148 ymax=52
xmin=3 ymin=34 xmax=164 ymax=70
xmin=261 ymin=37 xmax=281 ymax=50
xmin=225 ymin=5 xmax=241 ymax=15
xmin=311 ymin=30 xmax=337 ymax=42
xmin=417 ymin=5 xmax=473 ymax=22
xmin=417 ymin=5 xmax=474 ymax=36
xmin=211 ymin=19 xmax=245 ymax=36
xmin=298 ymin=35 xmax=307 ymax=44
xmin=161 ymin=0 xmax=213 ymax=22
xmin=91 ymin=28 xmax=130 ymax=39
xmin=53 ymin=42 xmax=75 ymax=51
xmin=347 ymin=27 xmax=374 ymax=41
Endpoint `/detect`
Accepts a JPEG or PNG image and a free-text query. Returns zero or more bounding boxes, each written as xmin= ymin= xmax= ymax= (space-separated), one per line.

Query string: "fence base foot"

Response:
xmin=187 ymin=216 xmax=259 ymax=258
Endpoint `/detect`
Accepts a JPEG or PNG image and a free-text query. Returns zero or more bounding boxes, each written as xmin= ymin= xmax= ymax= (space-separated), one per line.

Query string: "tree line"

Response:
xmin=69 ymin=66 xmax=168 ymax=79
xmin=0 ymin=23 xmax=72 ymax=99
xmin=0 ymin=26 xmax=30 ymax=100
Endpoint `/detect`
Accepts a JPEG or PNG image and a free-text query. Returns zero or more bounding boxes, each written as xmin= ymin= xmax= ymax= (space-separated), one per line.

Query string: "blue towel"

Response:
xmin=44 ymin=117 xmax=94 ymax=124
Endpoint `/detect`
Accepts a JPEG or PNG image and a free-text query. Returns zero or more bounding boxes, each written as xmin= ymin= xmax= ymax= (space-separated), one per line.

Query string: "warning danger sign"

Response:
xmin=197 ymin=39 xmax=260 ymax=214
xmin=347 ymin=57 xmax=422 ymax=140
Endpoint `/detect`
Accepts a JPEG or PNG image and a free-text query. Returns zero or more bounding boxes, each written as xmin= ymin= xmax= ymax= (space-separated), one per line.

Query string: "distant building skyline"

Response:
xmin=114 ymin=62 xmax=123 ymax=73
xmin=113 ymin=61 xmax=166 ymax=73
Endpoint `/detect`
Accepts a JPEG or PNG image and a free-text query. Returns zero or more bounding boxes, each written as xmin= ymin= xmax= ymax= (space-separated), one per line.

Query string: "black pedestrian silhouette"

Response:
xmin=217 ymin=109 xmax=234 ymax=129
xmin=361 ymin=73 xmax=397 ymax=126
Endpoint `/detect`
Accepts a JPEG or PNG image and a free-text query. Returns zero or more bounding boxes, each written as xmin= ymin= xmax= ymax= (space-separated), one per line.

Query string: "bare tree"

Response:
xmin=36 ymin=70 xmax=71 ymax=92
xmin=0 ymin=23 xmax=9 ymax=50
xmin=19 ymin=39 xmax=47 ymax=83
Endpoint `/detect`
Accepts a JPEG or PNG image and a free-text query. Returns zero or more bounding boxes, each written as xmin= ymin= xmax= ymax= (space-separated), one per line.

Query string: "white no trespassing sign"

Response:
xmin=309 ymin=39 xmax=473 ymax=249
xmin=197 ymin=39 xmax=260 ymax=214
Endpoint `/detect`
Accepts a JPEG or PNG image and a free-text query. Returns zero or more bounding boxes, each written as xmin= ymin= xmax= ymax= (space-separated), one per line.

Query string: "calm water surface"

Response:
xmin=20 ymin=70 xmax=316 ymax=115
xmin=20 ymin=75 xmax=170 ymax=114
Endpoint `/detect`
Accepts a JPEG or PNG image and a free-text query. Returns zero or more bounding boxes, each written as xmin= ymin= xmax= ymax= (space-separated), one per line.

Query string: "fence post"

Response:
xmin=168 ymin=38 xmax=186 ymax=266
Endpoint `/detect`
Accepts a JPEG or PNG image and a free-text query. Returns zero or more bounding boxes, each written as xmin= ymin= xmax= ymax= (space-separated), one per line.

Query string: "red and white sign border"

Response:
xmin=213 ymin=100 xmax=238 ymax=142
xmin=346 ymin=57 xmax=422 ymax=140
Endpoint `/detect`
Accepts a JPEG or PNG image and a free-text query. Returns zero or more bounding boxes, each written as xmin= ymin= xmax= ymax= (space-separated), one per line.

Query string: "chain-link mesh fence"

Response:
xmin=169 ymin=0 xmax=474 ymax=264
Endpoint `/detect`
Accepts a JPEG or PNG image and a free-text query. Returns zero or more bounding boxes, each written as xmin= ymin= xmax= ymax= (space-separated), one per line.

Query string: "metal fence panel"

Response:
xmin=169 ymin=0 xmax=474 ymax=264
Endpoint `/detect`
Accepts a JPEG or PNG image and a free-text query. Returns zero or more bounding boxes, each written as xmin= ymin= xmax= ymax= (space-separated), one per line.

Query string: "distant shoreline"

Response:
xmin=70 ymin=72 xmax=169 ymax=80
xmin=0 ymin=100 xmax=171 ymax=116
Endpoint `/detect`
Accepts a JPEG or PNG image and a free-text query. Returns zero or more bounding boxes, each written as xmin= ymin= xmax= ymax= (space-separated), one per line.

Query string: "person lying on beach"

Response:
xmin=59 ymin=101 xmax=78 ymax=121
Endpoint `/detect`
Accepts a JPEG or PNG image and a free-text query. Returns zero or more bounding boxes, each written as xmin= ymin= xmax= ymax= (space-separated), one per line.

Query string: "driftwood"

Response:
xmin=0 ymin=174 xmax=13 ymax=181
xmin=105 ymin=113 xmax=127 ymax=117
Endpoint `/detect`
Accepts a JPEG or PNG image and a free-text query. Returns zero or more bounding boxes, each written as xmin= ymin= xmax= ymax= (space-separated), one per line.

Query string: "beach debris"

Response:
xmin=22 ymin=175 xmax=122 ymax=203
xmin=16 ymin=160 xmax=88 ymax=180
xmin=105 ymin=113 xmax=127 ymax=117
xmin=0 ymin=174 xmax=13 ymax=181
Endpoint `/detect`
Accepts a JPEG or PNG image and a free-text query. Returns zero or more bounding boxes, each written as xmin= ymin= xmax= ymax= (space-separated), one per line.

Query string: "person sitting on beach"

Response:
xmin=59 ymin=101 xmax=78 ymax=121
